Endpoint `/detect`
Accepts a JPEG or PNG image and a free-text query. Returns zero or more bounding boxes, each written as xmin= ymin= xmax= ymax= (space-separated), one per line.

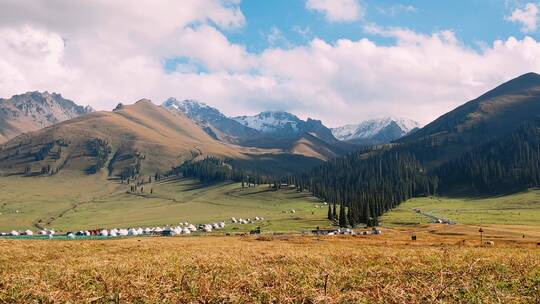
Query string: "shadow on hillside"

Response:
xmin=438 ymin=184 xmax=538 ymax=200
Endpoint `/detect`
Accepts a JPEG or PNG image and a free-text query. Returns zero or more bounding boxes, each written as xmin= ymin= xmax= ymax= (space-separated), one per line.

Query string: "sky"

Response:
xmin=1 ymin=0 xmax=540 ymax=127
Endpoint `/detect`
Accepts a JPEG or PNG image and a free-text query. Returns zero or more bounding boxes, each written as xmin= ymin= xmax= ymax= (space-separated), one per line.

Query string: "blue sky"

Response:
xmin=2 ymin=0 xmax=540 ymax=126
xmin=226 ymin=0 xmax=530 ymax=53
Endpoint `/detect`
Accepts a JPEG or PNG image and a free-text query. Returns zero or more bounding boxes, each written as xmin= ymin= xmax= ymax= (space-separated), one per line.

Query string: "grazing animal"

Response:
xmin=484 ymin=241 xmax=495 ymax=246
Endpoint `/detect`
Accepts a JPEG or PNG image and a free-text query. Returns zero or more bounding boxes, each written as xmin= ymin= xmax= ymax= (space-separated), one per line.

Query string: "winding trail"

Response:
xmin=415 ymin=209 xmax=457 ymax=225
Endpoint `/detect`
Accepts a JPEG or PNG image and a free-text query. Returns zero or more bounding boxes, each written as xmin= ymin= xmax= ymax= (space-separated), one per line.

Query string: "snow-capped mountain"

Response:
xmin=0 ymin=91 xmax=93 ymax=143
xmin=162 ymin=98 xmax=260 ymax=144
xmin=331 ymin=117 xmax=422 ymax=145
xmin=162 ymin=98 xmax=224 ymax=120
xmin=232 ymin=111 xmax=303 ymax=135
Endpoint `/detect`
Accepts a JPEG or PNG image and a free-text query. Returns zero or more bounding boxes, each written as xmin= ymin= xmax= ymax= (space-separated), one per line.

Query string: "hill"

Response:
xmin=0 ymin=99 xmax=243 ymax=177
xmin=398 ymin=72 xmax=540 ymax=167
xmin=292 ymin=73 xmax=540 ymax=225
xmin=0 ymin=92 xmax=93 ymax=143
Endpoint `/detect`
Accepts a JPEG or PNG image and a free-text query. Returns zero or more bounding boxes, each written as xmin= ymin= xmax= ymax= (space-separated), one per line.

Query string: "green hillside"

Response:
xmin=0 ymin=172 xmax=329 ymax=232
xmin=380 ymin=189 xmax=540 ymax=226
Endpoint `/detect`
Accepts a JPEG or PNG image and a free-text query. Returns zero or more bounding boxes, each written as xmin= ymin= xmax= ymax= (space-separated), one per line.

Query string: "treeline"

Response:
xmin=172 ymin=157 xmax=271 ymax=186
xmin=435 ymin=119 xmax=540 ymax=193
xmin=291 ymin=149 xmax=437 ymax=227
xmin=176 ymin=152 xmax=438 ymax=227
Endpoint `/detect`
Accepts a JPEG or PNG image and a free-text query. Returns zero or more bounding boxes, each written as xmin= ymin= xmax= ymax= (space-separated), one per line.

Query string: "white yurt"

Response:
xmin=24 ymin=230 xmax=33 ymax=236
xmin=182 ymin=227 xmax=191 ymax=234
xmin=100 ymin=229 xmax=109 ymax=237
xmin=10 ymin=230 xmax=19 ymax=236
xmin=67 ymin=233 xmax=75 ymax=239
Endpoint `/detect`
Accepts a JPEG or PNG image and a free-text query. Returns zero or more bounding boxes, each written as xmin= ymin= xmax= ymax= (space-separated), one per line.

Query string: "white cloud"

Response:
xmin=265 ymin=26 xmax=291 ymax=48
xmin=305 ymin=0 xmax=363 ymax=22
xmin=2 ymin=1 xmax=540 ymax=128
xmin=506 ymin=2 xmax=539 ymax=33
xmin=252 ymin=26 xmax=540 ymax=126
xmin=377 ymin=4 xmax=417 ymax=16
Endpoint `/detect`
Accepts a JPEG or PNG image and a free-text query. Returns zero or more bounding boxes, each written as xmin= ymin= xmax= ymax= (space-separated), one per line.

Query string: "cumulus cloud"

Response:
xmin=506 ymin=2 xmax=539 ymax=33
xmin=305 ymin=0 xmax=363 ymax=22
xmin=2 ymin=1 xmax=540 ymax=127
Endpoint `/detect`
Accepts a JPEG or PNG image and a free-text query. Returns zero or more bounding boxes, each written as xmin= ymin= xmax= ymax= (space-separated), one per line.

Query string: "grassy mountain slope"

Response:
xmin=0 ymin=99 xmax=243 ymax=177
xmin=398 ymin=72 xmax=540 ymax=167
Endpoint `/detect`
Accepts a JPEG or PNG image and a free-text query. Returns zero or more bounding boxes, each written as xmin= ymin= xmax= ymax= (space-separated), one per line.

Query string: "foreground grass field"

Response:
xmin=0 ymin=230 xmax=538 ymax=303
xmin=0 ymin=173 xmax=328 ymax=232
xmin=381 ymin=189 xmax=540 ymax=226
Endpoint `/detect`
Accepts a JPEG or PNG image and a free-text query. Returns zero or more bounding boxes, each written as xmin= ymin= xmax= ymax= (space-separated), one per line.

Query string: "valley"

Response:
xmin=0 ymin=173 xmax=328 ymax=232
xmin=3 ymin=3 xmax=540 ymax=302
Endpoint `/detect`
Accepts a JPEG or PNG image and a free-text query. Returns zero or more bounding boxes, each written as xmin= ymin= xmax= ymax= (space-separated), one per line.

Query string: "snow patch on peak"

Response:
xmin=162 ymin=98 xmax=223 ymax=118
xmin=331 ymin=117 xmax=422 ymax=141
xmin=232 ymin=111 xmax=302 ymax=133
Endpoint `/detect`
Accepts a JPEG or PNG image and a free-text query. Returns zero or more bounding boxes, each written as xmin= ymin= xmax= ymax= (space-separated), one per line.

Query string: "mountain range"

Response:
xmin=4 ymin=72 xmax=539 ymax=190
xmin=162 ymin=98 xmax=418 ymax=149
xmin=163 ymin=98 xmax=356 ymax=160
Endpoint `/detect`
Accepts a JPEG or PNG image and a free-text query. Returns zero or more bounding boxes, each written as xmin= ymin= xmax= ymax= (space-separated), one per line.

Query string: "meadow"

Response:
xmin=0 ymin=173 xmax=328 ymax=232
xmin=0 ymin=232 xmax=538 ymax=303
xmin=380 ymin=189 xmax=540 ymax=226
xmin=1 ymin=174 xmax=540 ymax=303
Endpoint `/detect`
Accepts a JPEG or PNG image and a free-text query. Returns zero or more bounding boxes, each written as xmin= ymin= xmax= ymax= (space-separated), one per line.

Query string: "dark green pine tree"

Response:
xmin=347 ymin=204 xmax=355 ymax=227
xmin=327 ymin=203 xmax=332 ymax=220
xmin=338 ymin=204 xmax=347 ymax=227
xmin=332 ymin=203 xmax=337 ymax=221
xmin=364 ymin=203 xmax=371 ymax=227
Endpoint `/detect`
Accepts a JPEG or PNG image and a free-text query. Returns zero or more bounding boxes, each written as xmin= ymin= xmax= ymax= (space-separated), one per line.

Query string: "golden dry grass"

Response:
xmin=0 ymin=228 xmax=538 ymax=303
